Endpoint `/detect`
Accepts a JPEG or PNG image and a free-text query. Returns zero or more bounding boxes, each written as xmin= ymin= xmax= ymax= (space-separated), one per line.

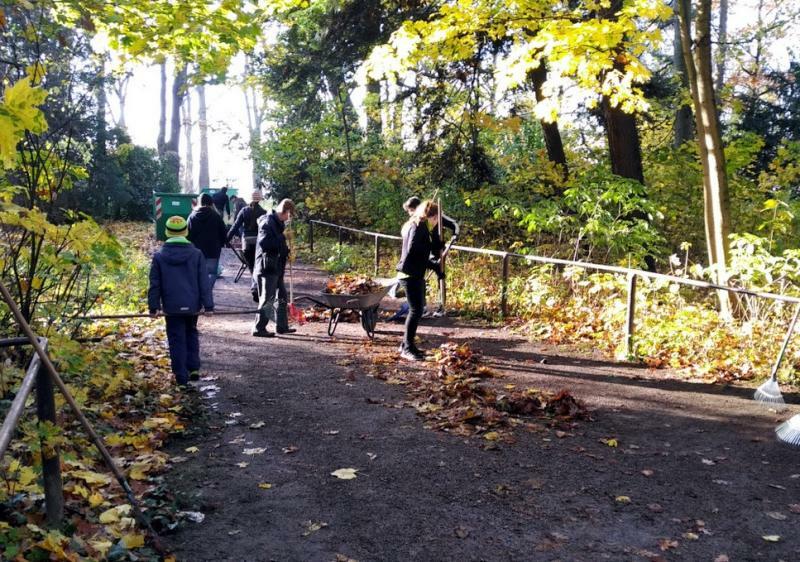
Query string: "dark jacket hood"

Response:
xmin=190 ymin=206 xmax=218 ymax=226
xmin=160 ymin=242 xmax=197 ymax=266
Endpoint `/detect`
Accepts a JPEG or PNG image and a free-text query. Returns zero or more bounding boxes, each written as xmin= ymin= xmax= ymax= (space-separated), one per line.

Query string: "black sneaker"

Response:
xmin=252 ymin=330 xmax=275 ymax=338
xmin=277 ymin=327 xmax=297 ymax=334
xmin=400 ymin=348 xmax=424 ymax=361
xmin=251 ymin=291 xmax=259 ymax=303
xmin=189 ymin=371 xmax=200 ymax=381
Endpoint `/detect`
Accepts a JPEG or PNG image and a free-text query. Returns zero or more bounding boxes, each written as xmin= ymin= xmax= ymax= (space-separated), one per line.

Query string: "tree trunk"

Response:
xmin=678 ymin=0 xmax=733 ymax=318
xmin=715 ymin=0 xmax=729 ymax=94
xmin=601 ymin=99 xmax=645 ymax=184
xmin=365 ymin=78 xmax=382 ymax=141
xmin=198 ymin=85 xmax=210 ymax=190
xmin=528 ymin=62 xmax=569 ymax=179
xmin=157 ymin=62 xmax=167 ymax=156
xmin=164 ymin=64 xmax=188 ymax=182
xmin=673 ymin=4 xmax=694 ymax=147
xmin=181 ymin=89 xmax=194 ymax=193
xmin=335 ymin=85 xmax=358 ymax=220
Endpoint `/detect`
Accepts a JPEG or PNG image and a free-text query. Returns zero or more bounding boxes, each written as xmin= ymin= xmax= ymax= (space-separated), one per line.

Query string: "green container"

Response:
xmin=153 ymin=192 xmax=199 ymax=241
xmin=200 ymin=187 xmax=239 ymax=198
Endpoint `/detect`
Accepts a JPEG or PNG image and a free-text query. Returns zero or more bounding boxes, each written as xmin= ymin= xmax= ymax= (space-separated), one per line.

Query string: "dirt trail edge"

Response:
xmin=164 ymin=249 xmax=800 ymax=562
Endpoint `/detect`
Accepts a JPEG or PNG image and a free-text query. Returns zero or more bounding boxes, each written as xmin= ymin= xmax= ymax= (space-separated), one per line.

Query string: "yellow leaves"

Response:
xmin=71 ymin=469 xmax=112 ymax=486
xmin=88 ymin=538 xmax=113 ymax=557
xmin=121 ymin=533 xmax=145 ymax=548
xmin=185 ymin=446 xmax=200 ymax=453
xmin=0 ymin=73 xmax=48 ymax=168
xmin=89 ymin=492 xmax=105 ymax=508
xmin=483 ymin=431 xmax=500 ymax=441
xmin=615 ymin=495 xmax=631 ymax=504
xmin=602 ymin=438 xmax=619 ymax=447
xmin=99 ymin=504 xmax=131 ymax=525
xmin=258 ymin=482 xmax=273 ymax=489
xmin=331 ymin=468 xmax=358 ymax=480
xmin=37 ymin=530 xmax=69 ymax=559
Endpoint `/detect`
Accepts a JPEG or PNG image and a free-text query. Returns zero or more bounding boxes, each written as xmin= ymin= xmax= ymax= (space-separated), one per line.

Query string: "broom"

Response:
xmin=286 ymin=224 xmax=306 ymax=325
xmin=776 ymin=415 xmax=800 ymax=447
xmin=754 ymin=303 xmax=800 ymax=405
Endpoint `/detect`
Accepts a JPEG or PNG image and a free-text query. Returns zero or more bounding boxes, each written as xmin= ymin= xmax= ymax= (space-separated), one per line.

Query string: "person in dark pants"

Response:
xmin=389 ymin=196 xmax=460 ymax=321
xmin=188 ymin=193 xmax=228 ymax=298
xmin=148 ymin=216 xmax=214 ymax=385
xmin=396 ymin=200 xmax=444 ymax=361
xmin=227 ymin=190 xmax=267 ymax=301
xmin=253 ymin=198 xmax=297 ymax=337
xmin=212 ymin=186 xmax=231 ymax=221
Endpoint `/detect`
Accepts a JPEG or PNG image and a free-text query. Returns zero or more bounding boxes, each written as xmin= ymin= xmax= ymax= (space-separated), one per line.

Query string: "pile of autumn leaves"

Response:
xmin=374 ymin=342 xmax=590 ymax=443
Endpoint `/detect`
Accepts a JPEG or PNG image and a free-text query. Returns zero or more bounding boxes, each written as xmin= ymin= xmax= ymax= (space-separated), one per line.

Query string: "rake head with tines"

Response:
xmin=754 ymin=377 xmax=785 ymax=405
xmin=776 ymin=414 xmax=800 ymax=447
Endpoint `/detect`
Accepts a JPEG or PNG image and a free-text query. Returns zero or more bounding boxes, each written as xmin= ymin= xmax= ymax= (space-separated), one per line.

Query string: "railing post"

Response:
xmin=624 ymin=273 xmax=638 ymax=357
xmin=374 ymin=235 xmax=380 ymax=276
xmin=338 ymin=226 xmax=343 ymax=246
xmin=36 ymin=363 xmax=63 ymax=527
xmin=308 ymin=220 xmax=314 ymax=252
xmin=501 ymin=253 xmax=510 ymax=317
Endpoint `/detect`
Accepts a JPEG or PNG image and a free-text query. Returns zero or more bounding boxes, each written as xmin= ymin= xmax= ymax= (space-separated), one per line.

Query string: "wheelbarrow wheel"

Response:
xmin=327 ymin=309 xmax=341 ymax=336
xmin=361 ymin=306 xmax=379 ymax=339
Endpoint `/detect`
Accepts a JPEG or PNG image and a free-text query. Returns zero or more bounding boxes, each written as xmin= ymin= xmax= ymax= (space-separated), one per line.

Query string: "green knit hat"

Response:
xmin=165 ymin=216 xmax=188 ymax=238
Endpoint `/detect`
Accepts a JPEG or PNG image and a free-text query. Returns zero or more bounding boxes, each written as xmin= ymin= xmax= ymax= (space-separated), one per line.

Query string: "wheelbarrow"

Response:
xmin=227 ymin=243 xmax=249 ymax=283
xmin=296 ymin=280 xmax=395 ymax=339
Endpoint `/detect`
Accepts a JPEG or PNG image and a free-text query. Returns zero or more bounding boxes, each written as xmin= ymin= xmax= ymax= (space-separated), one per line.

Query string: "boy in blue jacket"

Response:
xmin=148 ymin=216 xmax=214 ymax=385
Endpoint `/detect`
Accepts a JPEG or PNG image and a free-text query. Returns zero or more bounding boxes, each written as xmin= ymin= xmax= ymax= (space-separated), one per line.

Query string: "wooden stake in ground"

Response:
xmin=0 ymin=280 xmax=165 ymax=552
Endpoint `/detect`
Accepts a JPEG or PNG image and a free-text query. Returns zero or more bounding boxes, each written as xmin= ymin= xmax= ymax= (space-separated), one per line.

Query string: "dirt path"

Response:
xmin=164 ymin=249 xmax=800 ymax=562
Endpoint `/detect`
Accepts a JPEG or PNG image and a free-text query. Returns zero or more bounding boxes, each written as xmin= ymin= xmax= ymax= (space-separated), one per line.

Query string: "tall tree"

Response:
xmin=181 ymin=88 xmax=194 ymax=193
xmin=673 ymin=3 xmax=694 ymax=147
xmin=197 ymin=84 xmax=210 ymax=190
xmin=157 ymin=61 xmax=167 ymax=155
xmin=528 ymin=62 xmax=568 ymax=178
xmin=714 ymin=0 xmax=729 ymax=94
xmin=678 ymin=0 xmax=733 ymax=317
xmin=163 ymin=63 xmax=188 ymax=181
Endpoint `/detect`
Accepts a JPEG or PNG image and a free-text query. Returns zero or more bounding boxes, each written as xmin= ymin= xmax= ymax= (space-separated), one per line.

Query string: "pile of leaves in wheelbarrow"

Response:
xmin=370 ymin=343 xmax=590 ymax=445
xmin=323 ymin=274 xmax=382 ymax=295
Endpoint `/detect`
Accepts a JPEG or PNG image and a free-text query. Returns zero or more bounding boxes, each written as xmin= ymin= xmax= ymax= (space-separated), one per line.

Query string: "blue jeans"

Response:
xmin=165 ymin=315 xmax=200 ymax=384
xmin=205 ymin=258 xmax=219 ymax=297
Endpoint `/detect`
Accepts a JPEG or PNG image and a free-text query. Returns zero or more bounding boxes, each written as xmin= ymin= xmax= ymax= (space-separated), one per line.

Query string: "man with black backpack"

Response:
xmin=227 ymin=190 xmax=267 ymax=301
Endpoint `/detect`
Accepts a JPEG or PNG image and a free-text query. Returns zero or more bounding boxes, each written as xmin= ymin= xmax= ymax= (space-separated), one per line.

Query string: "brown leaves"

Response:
xmin=324 ymin=274 xmax=381 ymax=295
xmin=362 ymin=342 xmax=590 ymax=444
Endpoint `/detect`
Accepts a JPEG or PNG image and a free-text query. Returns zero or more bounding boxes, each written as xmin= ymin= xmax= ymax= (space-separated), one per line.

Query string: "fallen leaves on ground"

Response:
xmin=0 ymin=223 xmax=197 ymax=560
xmin=365 ymin=342 xmax=590 ymax=442
xmin=331 ymin=468 xmax=358 ymax=480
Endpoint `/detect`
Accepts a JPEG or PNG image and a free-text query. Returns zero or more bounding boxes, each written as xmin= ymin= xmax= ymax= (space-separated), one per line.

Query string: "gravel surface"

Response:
xmin=164 ymin=249 xmax=800 ymax=562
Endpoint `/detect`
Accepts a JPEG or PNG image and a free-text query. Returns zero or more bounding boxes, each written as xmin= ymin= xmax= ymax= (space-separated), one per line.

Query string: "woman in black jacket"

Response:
xmin=396 ymin=200 xmax=443 ymax=361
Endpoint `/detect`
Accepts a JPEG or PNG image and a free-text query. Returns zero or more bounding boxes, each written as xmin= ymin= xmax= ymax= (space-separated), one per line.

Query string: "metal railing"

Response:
xmin=0 ymin=337 xmax=64 ymax=526
xmin=307 ymin=219 xmax=800 ymax=358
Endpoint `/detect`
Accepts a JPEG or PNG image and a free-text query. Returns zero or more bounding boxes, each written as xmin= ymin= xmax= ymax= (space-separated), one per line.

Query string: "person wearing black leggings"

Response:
xmin=396 ymin=200 xmax=444 ymax=361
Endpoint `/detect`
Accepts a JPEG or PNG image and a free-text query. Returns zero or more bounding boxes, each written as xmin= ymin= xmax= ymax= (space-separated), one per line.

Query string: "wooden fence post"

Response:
xmin=338 ymin=227 xmax=343 ymax=246
xmin=501 ymin=253 xmax=510 ymax=317
xmin=308 ymin=221 xmax=314 ymax=252
xmin=374 ymin=235 xmax=380 ymax=276
xmin=624 ymin=273 xmax=638 ymax=357
xmin=36 ymin=364 xmax=64 ymax=527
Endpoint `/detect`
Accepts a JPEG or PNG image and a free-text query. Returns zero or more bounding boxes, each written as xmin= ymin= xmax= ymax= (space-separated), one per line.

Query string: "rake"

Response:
xmin=754 ymin=303 xmax=800 ymax=405
xmin=776 ymin=414 xmax=800 ymax=447
xmin=286 ymin=224 xmax=305 ymax=325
